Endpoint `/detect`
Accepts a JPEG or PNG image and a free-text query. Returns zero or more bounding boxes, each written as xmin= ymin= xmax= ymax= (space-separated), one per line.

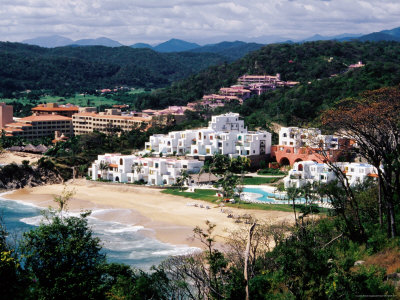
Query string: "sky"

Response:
xmin=1 ymin=0 xmax=400 ymax=45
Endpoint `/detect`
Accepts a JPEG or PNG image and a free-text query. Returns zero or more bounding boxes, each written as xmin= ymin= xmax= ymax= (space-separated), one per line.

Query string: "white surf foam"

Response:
xmin=152 ymin=246 xmax=201 ymax=257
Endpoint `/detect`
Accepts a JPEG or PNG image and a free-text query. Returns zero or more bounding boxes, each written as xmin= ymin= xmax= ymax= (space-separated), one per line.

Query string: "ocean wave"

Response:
xmin=20 ymin=215 xmax=47 ymax=226
xmin=152 ymin=247 xmax=201 ymax=257
xmin=104 ymin=225 xmax=144 ymax=234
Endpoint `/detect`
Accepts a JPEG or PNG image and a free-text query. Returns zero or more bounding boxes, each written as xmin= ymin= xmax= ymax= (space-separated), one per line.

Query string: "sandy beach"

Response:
xmin=0 ymin=151 xmax=43 ymax=165
xmin=3 ymin=179 xmax=294 ymax=249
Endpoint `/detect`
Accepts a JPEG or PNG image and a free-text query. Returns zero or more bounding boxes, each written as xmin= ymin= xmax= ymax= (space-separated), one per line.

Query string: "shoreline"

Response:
xmin=3 ymin=179 xmax=294 ymax=249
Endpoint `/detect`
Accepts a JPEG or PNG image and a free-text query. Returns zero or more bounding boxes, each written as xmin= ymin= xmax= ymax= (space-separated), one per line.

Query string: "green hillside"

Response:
xmin=0 ymin=42 xmax=226 ymax=97
xmin=136 ymin=41 xmax=400 ymax=125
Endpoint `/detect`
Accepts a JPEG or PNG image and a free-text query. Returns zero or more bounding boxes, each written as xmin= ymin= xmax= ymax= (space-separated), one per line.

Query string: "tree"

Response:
xmin=99 ymin=160 xmax=109 ymax=180
xmin=217 ymin=171 xmax=239 ymax=199
xmin=20 ymin=192 xmax=106 ymax=299
xmin=0 ymin=216 xmax=26 ymax=299
xmin=210 ymin=154 xmax=231 ymax=178
xmin=322 ymin=86 xmax=400 ymax=238
xmin=176 ymin=169 xmax=190 ymax=191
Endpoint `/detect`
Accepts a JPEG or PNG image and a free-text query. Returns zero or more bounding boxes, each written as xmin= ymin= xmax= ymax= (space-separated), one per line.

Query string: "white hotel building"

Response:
xmin=144 ymin=113 xmax=272 ymax=159
xmin=89 ymin=153 xmax=203 ymax=186
xmin=284 ymin=161 xmax=378 ymax=189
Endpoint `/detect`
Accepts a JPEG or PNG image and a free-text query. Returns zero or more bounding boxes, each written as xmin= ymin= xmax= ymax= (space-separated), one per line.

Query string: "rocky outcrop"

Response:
xmin=0 ymin=164 xmax=63 ymax=190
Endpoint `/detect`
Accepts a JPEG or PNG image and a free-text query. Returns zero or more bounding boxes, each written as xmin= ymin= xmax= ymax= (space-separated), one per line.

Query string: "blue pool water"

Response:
xmin=0 ymin=193 xmax=199 ymax=270
xmin=243 ymin=187 xmax=290 ymax=203
xmin=242 ymin=187 xmax=329 ymax=205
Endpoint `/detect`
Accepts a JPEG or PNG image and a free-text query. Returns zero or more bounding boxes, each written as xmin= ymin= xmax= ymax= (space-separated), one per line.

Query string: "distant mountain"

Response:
xmin=301 ymin=33 xmax=362 ymax=42
xmin=381 ymin=26 xmax=400 ymax=37
xmin=356 ymin=32 xmax=400 ymax=42
xmin=130 ymin=43 xmax=153 ymax=49
xmin=71 ymin=37 xmax=123 ymax=47
xmin=22 ymin=35 xmax=74 ymax=48
xmin=153 ymin=39 xmax=200 ymax=52
xmin=189 ymin=41 xmax=264 ymax=61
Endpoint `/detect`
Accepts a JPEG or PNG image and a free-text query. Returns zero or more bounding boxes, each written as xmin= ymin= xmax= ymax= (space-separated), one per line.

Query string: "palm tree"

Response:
xmin=132 ymin=162 xmax=143 ymax=181
xmin=99 ymin=161 xmax=108 ymax=180
xmin=177 ymin=170 xmax=190 ymax=191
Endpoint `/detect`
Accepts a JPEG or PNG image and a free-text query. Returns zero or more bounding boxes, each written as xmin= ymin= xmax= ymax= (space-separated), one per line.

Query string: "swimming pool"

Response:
xmin=242 ymin=187 xmax=330 ymax=206
xmin=242 ymin=187 xmax=307 ymax=204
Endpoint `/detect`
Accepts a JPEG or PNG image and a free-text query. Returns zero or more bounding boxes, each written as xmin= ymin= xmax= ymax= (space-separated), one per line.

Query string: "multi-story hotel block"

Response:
xmin=2 ymin=115 xmax=73 ymax=139
xmin=72 ymin=109 xmax=152 ymax=135
xmin=89 ymin=153 xmax=203 ymax=185
xmin=238 ymin=74 xmax=282 ymax=85
xmin=284 ymin=161 xmax=378 ymax=188
xmin=144 ymin=113 xmax=272 ymax=164
xmin=271 ymin=127 xmax=350 ymax=166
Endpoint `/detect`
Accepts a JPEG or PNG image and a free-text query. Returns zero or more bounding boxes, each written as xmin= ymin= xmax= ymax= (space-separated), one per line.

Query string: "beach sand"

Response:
xmin=3 ymin=179 xmax=294 ymax=248
xmin=0 ymin=151 xmax=42 ymax=165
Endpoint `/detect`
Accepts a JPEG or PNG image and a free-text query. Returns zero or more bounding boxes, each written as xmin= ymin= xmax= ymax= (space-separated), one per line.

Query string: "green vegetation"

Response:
xmin=161 ymin=188 xmax=305 ymax=213
xmin=1 ymin=42 xmax=400 ymax=299
xmin=257 ymin=168 xmax=286 ymax=175
xmin=0 ymin=42 xmax=226 ymax=98
xmin=241 ymin=176 xmax=280 ymax=185
xmin=135 ymin=41 xmax=400 ymax=125
xmin=162 ymin=188 xmax=218 ymax=201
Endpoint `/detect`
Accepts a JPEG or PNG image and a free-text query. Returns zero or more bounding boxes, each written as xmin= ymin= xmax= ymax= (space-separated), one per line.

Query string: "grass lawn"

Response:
xmin=3 ymin=94 xmax=118 ymax=107
xmin=161 ymin=188 xmax=327 ymax=213
xmin=257 ymin=169 xmax=287 ymax=176
xmin=242 ymin=176 xmax=280 ymax=185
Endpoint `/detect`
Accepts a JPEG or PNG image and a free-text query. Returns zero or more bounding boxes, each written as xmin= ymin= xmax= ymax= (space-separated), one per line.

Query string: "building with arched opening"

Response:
xmin=271 ymin=127 xmax=352 ymax=166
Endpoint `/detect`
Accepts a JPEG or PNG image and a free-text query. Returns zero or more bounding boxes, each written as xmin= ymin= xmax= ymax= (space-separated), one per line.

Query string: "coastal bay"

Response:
xmin=3 ymin=179 xmax=294 ymax=248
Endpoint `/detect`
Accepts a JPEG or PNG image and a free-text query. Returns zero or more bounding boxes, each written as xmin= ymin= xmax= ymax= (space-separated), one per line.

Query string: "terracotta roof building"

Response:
xmin=31 ymin=103 xmax=79 ymax=118
xmin=2 ymin=115 xmax=73 ymax=139
xmin=72 ymin=109 xmax=152 ymax=135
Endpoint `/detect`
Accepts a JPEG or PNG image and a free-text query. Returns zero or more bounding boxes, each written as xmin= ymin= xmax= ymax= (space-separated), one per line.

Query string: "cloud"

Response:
xmin=0 ymin=0 xmax=399 ymax=44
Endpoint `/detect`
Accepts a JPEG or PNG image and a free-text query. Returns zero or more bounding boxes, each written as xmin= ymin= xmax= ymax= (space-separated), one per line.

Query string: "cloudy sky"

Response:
xmin=1 ymin=0 xmax=400 ymax=45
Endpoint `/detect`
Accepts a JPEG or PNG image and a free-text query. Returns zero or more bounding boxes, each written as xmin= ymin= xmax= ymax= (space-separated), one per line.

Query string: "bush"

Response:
xmin=257 ymin=168 xmax=286 ymax=175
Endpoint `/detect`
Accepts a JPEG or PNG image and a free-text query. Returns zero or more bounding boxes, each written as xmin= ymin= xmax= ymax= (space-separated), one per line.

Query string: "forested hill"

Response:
xmin=136 ymin=41 xmax=400 ymax=125
xmin=0 ymin=42 xmax=226 ymax=97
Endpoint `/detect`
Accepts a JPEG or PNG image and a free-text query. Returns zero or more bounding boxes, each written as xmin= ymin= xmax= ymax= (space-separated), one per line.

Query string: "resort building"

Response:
xmin=238 ymin=74 xmax=282 ymax=85
xmin=271 ymin=127 xmax=351 ymax=166
xmin=2 ymin=115 xmax=73 ymax=139
xmin=0 ymin=102 xmax=13 ymax=128
xmin=31 ymin=103 xmax=79 ymax=118
xmin=219 ymin=86 xmax=251 ymax=101
xmin=89 ymin=153 xmax=204 ymax=186
xmin=72 ymin=109 xmax=152 ymax=135
xmin=284 ymin=161 xmax=378 ymax=188
xmin=144 ymin=113 xmax=272 ymax=163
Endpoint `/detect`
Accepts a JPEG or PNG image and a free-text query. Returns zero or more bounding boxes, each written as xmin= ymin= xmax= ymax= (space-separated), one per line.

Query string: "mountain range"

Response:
xmin=20 ymin=26 xmax=400 ymax=52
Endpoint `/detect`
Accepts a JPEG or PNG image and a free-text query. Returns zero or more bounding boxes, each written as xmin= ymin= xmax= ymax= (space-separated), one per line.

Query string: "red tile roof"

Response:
xmin=73 ymin=112 xmax=151 ymax=122
xmin=32 ymin=107 xmax=78 ymax=112
xmin=20 ymin=115 xmax=72 ymax=122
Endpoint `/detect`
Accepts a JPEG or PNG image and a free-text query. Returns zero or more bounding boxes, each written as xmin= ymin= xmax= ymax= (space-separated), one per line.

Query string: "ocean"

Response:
xmin=0 ymin=193 xmax=199 ymax=270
